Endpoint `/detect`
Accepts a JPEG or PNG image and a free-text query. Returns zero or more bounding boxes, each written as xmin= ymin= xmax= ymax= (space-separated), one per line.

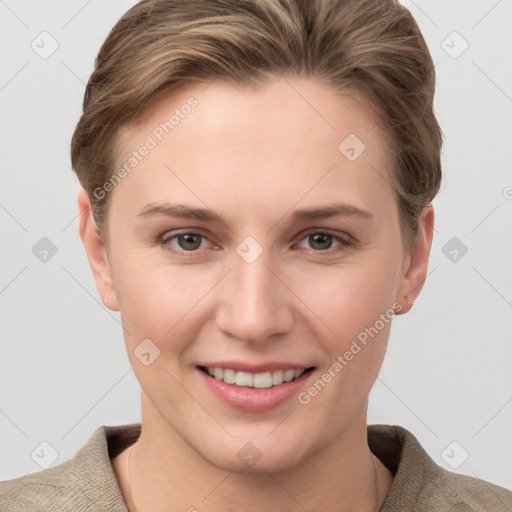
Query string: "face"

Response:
xmin=79 ymin=76 xmax=433 ymax=473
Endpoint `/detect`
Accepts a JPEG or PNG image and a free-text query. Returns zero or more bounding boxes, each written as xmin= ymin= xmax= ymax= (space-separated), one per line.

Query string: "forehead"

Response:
xmin=111 ymin=76 xmax=395 ymax=222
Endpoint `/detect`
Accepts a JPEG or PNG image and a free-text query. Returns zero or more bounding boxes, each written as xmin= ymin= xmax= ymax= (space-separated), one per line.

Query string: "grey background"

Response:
xmin=1 ymin=0 xmax=511 ymax=491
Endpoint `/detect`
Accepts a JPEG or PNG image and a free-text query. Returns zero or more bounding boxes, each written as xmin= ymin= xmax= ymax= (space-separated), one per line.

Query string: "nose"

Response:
xmin=215 ymin=248 xmax=294 ymax=344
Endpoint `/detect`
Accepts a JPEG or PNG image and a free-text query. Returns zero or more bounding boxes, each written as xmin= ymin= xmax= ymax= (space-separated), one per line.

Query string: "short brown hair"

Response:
xmin=71 ymin=0 xmax=443 ymax=248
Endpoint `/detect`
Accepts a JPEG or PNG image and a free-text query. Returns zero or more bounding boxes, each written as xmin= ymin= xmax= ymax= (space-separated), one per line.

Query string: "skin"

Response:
xmin=78 ymin=76 xmax=434 ymax=511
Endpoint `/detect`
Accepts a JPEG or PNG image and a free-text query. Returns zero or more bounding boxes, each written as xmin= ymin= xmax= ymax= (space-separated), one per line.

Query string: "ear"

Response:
xmin=394 ymin=205 xmax=434 ymax=315
xmin=78 ymin=188 xmax=119 ymax=311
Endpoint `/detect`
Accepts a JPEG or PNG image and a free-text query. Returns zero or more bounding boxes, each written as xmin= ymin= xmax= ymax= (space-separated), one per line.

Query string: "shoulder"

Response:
xmin=0 ymin=459 xmax=79 ymax=511
xmin=0 ymin=424 xmax=138 ymax=512
xmin=429 ymin=468 xmax=512 ymax=511
xmin=369 ymin=424 xmax=512 ymax=512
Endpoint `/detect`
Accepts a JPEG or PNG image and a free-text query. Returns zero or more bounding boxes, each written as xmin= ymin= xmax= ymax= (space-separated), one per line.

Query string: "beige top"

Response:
xmin=1 ymin=423 xmax=510 ymax=511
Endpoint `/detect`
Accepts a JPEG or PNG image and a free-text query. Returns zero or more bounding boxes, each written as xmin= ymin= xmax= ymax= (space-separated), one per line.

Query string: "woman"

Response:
xmin=1 ymin=0 xmax=510 ymax=510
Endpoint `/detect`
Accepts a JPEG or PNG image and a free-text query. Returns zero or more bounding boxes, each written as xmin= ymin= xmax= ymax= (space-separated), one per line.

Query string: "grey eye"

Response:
xmin=307 ymin=233 xmax=334 ymax=251
xmin=176 ymin=233 xmax=203 ymax=251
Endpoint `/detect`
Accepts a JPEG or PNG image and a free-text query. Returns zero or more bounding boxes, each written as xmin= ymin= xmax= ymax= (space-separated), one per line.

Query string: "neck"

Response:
xmin=118 ymin=395 xmax=393 ymax=512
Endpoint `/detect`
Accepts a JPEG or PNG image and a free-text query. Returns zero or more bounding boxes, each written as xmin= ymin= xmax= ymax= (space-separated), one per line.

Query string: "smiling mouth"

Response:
xmin=198 ymin=366 xmax=315 ymax=389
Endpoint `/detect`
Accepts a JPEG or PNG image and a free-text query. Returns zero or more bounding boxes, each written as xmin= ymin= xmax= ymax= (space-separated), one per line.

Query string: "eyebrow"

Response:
xmin=137 ymin=202 xmax=373 ymax=224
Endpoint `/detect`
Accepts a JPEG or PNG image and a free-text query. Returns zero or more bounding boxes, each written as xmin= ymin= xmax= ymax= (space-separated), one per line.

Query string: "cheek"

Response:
xmin=298 ymin=260 xmax=399 ymax=344
xmin=294 ymin=267 xmax=397 ymax=425
xmin=111 ymin=253 xmax=220 ymax=349
xmin=111 ymin=258 xmax=212 ymax=398
xmin=111 ymin=255 xmax=232 ymax=377
xmin=292 ymin=258 xmax=400 ymax=405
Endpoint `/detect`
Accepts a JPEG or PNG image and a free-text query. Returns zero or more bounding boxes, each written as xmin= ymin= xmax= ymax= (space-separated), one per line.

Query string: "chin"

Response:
xmin=191 ymin=430 xmax=312 ymax=475
xmin=204 ymin=448 xmax=303 ymax=475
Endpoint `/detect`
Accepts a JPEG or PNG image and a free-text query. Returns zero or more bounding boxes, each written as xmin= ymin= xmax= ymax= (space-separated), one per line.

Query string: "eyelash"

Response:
xmin=158 ymin=228 xmax=354 ymax=257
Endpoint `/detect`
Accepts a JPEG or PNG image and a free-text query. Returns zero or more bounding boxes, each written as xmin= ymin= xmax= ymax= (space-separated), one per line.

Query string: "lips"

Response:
xmin=197 ymin=363 xmax=315 ymax=412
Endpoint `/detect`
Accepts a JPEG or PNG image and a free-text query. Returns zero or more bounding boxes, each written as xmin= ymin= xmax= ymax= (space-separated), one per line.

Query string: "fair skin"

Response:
xmin=79 ymin=76 xmax=433 ymax=511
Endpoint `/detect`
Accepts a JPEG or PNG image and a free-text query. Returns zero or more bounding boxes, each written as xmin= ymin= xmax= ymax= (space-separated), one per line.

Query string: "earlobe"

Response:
xmin=77 ymin=188 xmax=120 ymax=311
xmin=394 ymin=205 xmax=435 ymax=315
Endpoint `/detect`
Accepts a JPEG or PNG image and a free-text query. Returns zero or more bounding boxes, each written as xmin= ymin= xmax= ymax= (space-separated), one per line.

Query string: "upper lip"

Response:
xmin=198 ymin=362 xmax=315 ymax=373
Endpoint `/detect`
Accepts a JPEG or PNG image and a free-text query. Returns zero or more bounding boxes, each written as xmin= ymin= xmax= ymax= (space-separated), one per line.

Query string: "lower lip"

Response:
xmin=198 ymin=368 xmax=314 ymax=412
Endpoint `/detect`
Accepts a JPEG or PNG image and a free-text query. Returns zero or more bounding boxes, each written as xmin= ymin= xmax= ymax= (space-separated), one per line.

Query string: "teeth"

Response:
xmin=223 ymin=368 xmax=236 ymax=384
xmin=235 ymin=371 xmax=253 ymax=387
xmin=205 ymin=367 xmax=306 ymax=388
xmin=272 ymin=370 xmax=283 ymax=385
xmin=253 ymin=371 xmax=272 ymax=389
xmin=283 ymin=369 xmax=295 ymax=382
